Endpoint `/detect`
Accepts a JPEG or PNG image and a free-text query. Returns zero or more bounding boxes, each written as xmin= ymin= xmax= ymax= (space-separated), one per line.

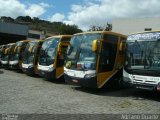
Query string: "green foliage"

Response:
xmin=0 ymin=16 xmax=14 ymax=23
xmin=15 ymin=16 xmax=32 ymax=23
xmin=88 ymin=22 xmax=112 ymax=31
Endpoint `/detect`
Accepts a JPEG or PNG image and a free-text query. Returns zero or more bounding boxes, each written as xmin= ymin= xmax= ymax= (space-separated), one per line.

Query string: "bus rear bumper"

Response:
xmin=64 ymin=74 xmax=97 ymax=88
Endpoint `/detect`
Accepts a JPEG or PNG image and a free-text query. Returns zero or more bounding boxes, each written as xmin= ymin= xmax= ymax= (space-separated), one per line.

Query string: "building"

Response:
xmin=27 ymin=30 xmax=46 ymax=40
xmin=112 ymin=18 xmax=160 ymax=35
xmin=0 ymin=22 xmax=57 ymax=45
xmin=0 ymin=22 xmax=28 ymax=45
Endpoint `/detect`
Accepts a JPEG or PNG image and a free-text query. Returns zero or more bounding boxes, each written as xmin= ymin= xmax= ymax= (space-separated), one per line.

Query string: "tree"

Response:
xmin=57 ymin=24 xmax=82 ymax=35
xmin=105 ymin=23 xmax=112 ymax=31
xmin=33 ymin=17 xmax=39 ymax=22
xmin=88 ymin=22 xmax=112 ymax=31
xmin=0 ymin=16 xmax=14 ymax=23
xmin=15 ymin=16 xmax=32 ymax=23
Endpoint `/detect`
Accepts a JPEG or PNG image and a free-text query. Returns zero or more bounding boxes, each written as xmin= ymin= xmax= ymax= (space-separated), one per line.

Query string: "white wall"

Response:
xmin=112 ymin=18 xmax=160 ymax=35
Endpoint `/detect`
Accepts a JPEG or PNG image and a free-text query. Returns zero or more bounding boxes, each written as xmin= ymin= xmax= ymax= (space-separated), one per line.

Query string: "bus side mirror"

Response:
xmin=92 ymin=40 xmax=98 ymax=52
xmin=57 ymin=43 xmax=61 ymax=55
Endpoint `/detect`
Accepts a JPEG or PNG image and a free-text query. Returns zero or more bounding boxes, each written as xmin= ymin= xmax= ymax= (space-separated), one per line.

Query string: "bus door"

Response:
xmin=56 ymin=43 xmax=68 ymax=79
xmin=33 ymin=42 xmax=43 ymax=74
xmin=97 ymin=34 xmax=119 ymax=88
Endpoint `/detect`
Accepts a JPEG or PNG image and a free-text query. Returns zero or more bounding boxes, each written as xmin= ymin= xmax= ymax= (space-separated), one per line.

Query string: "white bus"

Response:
xmin=123 ymin=31 xmax=160 ymax=91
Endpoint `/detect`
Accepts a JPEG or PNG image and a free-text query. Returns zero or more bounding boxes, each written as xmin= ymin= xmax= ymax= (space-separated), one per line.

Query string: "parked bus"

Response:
xmin=22 ymin=40 xmax=44 ymax=75
xmin=9 ymin=40 xmax=30 ymax=70
xmin=0 ymin=45 xmax=5 ymax=67
xmin=38 ymin=35 xmax=72 ymax=80
xmin=1 ymin=43 xmax=15 ymax=68
xmin=0 ymin=45 xmax=7 ymax=67
xmin=64 ymin=31 xmax=126 ymax=88
xmin=123 ymin=31 xmax=160 ymax=91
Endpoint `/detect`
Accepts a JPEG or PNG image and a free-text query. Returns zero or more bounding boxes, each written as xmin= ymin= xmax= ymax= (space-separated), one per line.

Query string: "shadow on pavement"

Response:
xmin=0 ymin=70 xmax=4 ymax=74
xmin=72 ymin=86 xmax=160 ymax=102
xmin=40 ymin=76 xmax=66 ymax=85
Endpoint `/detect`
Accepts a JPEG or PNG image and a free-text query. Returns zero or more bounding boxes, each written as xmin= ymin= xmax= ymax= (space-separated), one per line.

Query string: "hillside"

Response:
xmin=0 ymin=16 xmax=82 ymax=35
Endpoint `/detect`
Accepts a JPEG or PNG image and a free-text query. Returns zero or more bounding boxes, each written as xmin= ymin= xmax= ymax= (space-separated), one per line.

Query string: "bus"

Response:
xmin=1 ymin=43 xmax=15 ymax=68
xmin=22 ymin=40 xmax=44 ymax=75
xmin=38 ymin=35 xmax=72 ymax=81
xmin=64 ymin=31 xmax=126 ymax=88
xmin=0 ymin=45 xmax=5 ymax=67
xmin=123 ymin=31 xmax=160 ymax=91
xmin=9 ymin=40 xmax=30 ymax=70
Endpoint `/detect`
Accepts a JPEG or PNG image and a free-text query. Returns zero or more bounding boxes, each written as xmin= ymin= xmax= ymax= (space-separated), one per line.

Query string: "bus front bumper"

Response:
xmin=123 ymin=76 xmax=160 ymax=91
xmin=64 ymin=74 xmax=97 ymax=88
xmin=9 ymin=61 xmax=19 ymax=70
xmin=38 ymin=69 xmax=56 ymax=80
xmin=22 ymin=67 xmax=34 ymax=75
xmin=133 ymin=82 xmax=157 ymax=91
xmin=1 ymin=61 xmax=9 ymax=68
xmin=121 ymin=77 xmax=133 ymax=87
xmin=2 ymin=64 xmax=9 ymax=68
xmin=9 ymin=64 xmax=19 ymax=70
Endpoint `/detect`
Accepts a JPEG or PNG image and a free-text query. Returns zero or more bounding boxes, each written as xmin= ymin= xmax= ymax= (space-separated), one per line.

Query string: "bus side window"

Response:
xmin=98 ymin=34 xmax=118 ymax=72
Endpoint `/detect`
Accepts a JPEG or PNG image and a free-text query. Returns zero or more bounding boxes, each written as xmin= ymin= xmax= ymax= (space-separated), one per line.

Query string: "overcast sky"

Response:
xmin=0 ymin=0 xmax=160 ymax=30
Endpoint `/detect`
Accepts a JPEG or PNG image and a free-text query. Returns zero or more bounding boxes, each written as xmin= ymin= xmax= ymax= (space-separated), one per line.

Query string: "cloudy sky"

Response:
xmin=0 ymin=0 xmax=160 ymax=30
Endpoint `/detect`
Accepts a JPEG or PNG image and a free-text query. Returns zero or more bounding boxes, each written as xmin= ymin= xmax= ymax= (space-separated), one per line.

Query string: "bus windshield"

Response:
xmin=1 ymin=54 xmax=9 ymax=61
xmin=125 ymin=39 xmax=160 ymax=72
xmin=65 ymin=33 xmax=101 ymax=70
xmin=39 ymin=38 xmax=59 ymax=66
xmin=23 ymin=42 xmax=38 ymax=64
xmin=11 ymin=42 xmax=27 ymax=61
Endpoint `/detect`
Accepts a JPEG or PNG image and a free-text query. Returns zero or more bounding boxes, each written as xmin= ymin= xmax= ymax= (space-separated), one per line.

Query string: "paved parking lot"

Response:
xmin=0 ymin=68 xmax=160 ymax=114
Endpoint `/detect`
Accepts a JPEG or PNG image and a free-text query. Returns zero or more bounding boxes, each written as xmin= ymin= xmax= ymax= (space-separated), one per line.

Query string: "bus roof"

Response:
xmin=9 ymin=43 xmax=15 ymax=45
xmin=73 ymin=31 xmax=127 ymax=37
xmin=28 ymin=40 xmax=44 ymax=43
xmin=46 ymin=35 xmax=72 ymax=40
xmin=128 ymin=30 xmax=160 ymax=36
xmin=17 ymin=40 xmax=31 ymax=43
xmin=127 ymin=31 xmax=160 ymax=40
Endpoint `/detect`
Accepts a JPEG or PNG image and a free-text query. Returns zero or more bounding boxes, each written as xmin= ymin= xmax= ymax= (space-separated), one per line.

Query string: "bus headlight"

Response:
xmin=156 ymin=82 xmax=160 ymax=91
xmin=84 ymin=73 xmax=96 ymax=79
xmin=64 ymin=70 xmax=67 ymax=74
xmin=48 ymin=67 xmax=54 ymax=72
xmin=28 ymin=65 xmax=33 ymax=68
xmin=123 ymin=77 xmax=132 ymax=82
